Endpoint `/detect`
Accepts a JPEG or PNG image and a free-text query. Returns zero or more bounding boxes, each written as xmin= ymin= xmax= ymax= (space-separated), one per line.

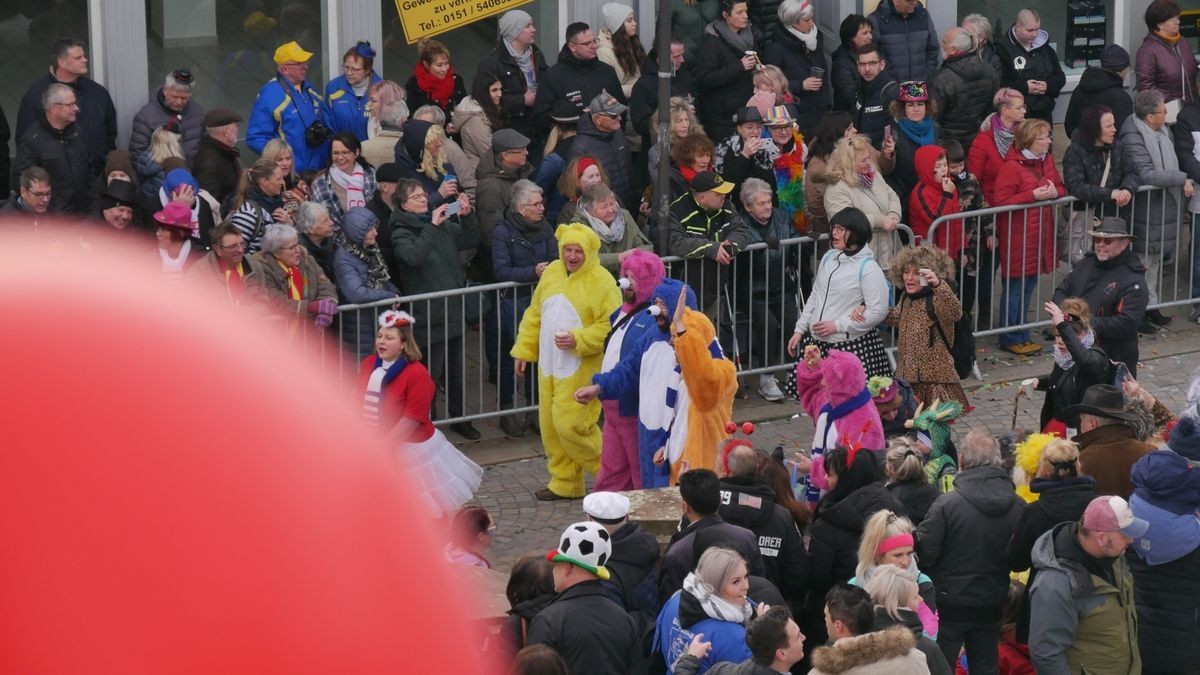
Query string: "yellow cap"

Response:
xmin=274 ymin=41 xmax=313 ymax=65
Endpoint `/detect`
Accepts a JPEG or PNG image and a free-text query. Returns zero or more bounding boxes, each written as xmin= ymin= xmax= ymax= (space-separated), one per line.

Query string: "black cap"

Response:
xmin=98 ymin=178 xmax=140 ymax=210
xmin=732 ymin=106 xmax=764 ymax=125
xmin=690 ymin=171 xmax=735 ymax=195
xmin=375 ymin=162 xmax=403 ymax=183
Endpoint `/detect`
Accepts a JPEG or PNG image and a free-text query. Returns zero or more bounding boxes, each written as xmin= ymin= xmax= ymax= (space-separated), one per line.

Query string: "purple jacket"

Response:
xmin=1135 ymin=34 xmax=1198 ymax=104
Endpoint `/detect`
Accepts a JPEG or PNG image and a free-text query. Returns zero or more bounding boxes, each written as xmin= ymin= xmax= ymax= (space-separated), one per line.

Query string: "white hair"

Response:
xmin=413 ymin=104 xmax=446 ymax=126
xmin=961 ymin=13 xmax=992 ymax=43
xmin=944 ymin=27 xmax=977 ymax=55
xmin=380 ymin=100 xmax=409 ymax=129
xmin=510 ymin=179 xmax=544 ymax=210
xmin=778 ymin=0 xmax=814 ymax=26
xmin=164 ymin=72 xmax=193 ymax=92
xmin=739 ymin=177 xmax=773 ymax=205
xmin=293 ymin=201 xmax=329 ymax=234
xmin=260 ymin=223 xmax=300 ymax=254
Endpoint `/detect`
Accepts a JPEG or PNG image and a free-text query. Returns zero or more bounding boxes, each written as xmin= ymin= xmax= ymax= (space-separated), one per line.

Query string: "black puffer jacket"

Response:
xmin=1052 ymin=247 xmax=1148 ymax=377
xmin=992 ymin=27 xmax=1066 ymax=122
xmin=916 ymin=466 xmax=1024 ymax=619
xmin=1173 ymin=101 xmax=1200 ymax=184
xmin=1127 ymin=538 xmax=1200 ymax=673
xmin=747 ymin=0 xmax=783 ymax=44
xmin=531 ymin=47 xmax=626 ymax=135
xmin=568 ymin=114 xmax=635 ymax=211
xmin=604 ymin=521 xmax=660 ymax=616
xmin=928 ymin=52 xmax=999 ymax=151
xmin=692 ymin=22 xmax=763 ymax=141
xmin=1064 ymin=67 xmax=1134 ymax=138
xmin=763 ymin=26 xmax=831 ymax=137
xmin=1003 ymin=475 xmax=1095 ymax=642
xmin=1033 ymin=321 xmax=1112 ymax=430
xmin=1062 ymin=131 xmax=1139 ymax=211
xmin=718 ymin=476 xmax=809 ymax=597
xmin=13 ymin=117 xmax=95 ymax=214
xmin=474 ymin=42 xmax=549 ymax=139
xmin=830 ymin=44 xmax=860 ymax=114
xmin=855 ymin=73 xmax=900 ymax=146
xmin=630 ymin=56 xmax=697 ymax=138
xmin=886 ymin=479 xmax=941 ymax=526
xmin=527 ymin=580 xmax=642 ymax=675
xmin=868 ymin=0 xmax=939 ymax=81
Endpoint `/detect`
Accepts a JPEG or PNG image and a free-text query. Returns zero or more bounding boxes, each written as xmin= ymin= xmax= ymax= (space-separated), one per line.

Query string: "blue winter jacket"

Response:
xmin=246 ymin=77 xmax=333 ymax=173
xmin=335 ymin=206 xmax=400 ymax=357
xmin=868 ymin=0 xmax=940 ymax=82
xmin=654 ymin=589 xmax=751 ymax=675
xmin=491 ymin=209 xmax=558 ymax=297
xmin=325 ymin=72 xmax=381 ymax=141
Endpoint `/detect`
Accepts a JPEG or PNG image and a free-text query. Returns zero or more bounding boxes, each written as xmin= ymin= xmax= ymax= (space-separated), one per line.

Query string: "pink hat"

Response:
xmin=153 ymin=202 xmax=193 ymax=231
xmin=1082 ymin=496 xmax=1148 ymax=538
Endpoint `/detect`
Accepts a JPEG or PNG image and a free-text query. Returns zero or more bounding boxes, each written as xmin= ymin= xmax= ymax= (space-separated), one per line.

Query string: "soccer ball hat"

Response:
xmin=545 ymin=522 xmax=612 ymax=580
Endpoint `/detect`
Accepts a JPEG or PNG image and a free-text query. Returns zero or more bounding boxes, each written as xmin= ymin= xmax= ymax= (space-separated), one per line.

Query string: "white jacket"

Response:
xmin=793 ymin=244 xmax=890 ymax=343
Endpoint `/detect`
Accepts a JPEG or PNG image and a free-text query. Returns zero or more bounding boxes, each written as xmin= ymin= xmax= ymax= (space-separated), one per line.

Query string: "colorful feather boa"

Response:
xmin=773 ymin=128 xmax=808 ymax=233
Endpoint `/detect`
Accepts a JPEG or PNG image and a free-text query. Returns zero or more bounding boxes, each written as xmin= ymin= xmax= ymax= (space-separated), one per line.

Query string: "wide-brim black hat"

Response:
xmin=1089 ymin=216 xmax=1136 ymax=240
xmin=1063 ymin=384 xmax=1140 ymax=422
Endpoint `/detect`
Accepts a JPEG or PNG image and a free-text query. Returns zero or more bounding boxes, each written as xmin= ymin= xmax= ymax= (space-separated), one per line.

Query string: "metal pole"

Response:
xmin=654 ymin=0 xmax=673 ymax=254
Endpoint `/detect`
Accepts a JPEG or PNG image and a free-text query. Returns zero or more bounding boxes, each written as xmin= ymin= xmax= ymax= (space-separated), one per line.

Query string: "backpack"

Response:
xmin=924 ymin=283 xmax=975 ymax=380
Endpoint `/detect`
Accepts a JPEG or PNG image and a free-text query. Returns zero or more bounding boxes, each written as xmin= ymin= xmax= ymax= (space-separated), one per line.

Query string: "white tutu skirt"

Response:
xmin=397 ymin=428 xmax=484 ymax=518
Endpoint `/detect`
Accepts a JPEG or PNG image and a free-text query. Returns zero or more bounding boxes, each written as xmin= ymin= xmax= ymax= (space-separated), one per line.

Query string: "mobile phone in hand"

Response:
xmin=883 ymin=125 xmax=892 ymax=145
xmin=445 ymin=200 xmax=462 ymax=217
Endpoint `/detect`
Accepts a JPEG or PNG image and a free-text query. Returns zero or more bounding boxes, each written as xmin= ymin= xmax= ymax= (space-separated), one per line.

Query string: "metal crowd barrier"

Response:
xmin=924 ymin=185 xmax=1197 ymax=339
xmin=330 ymin=227 xmax=916 ymax=428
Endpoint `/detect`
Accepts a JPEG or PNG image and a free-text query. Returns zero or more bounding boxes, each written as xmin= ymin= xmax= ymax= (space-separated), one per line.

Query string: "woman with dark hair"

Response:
xmin=762 ymin=451 xmax=812 ymax=529
xmin=881 ymin=81 xmax=943 ymax=219
xmin=1003 ymin=437 xmax=1094 ymax=642
xmin=805 ymin=111 xmax=857 ymax=238
xmin=787 ymin=206 xmax=892 ymax=379
xmin=503 ymin=554 xmax=558 ymax=653
xmin=453 ymin=73 xmax=506 ymax=180
xmin=596 ymin=3 xmax=645 ymax=99
xmin=806 ymin=445 xmax=905 ymax=645
xmin=692 ymin=0 xmax=763 ymax=141
xmin=309 ymin=132 xmax=379 ymax=230
xmin=1135 ymin=0 xmax=1197 ymax=106
xmin=831 ymin=14 xmax=873 ymax=113
xmin=444 ymin=506 xmax=495 ymax=568
xmin=667 ymin=132 xmax=716 ymax=202
xmin=1026 ymin=297 xmax=1112 ymax=435
xmin=326 ymin=41 xmax=382 ymax=140
xmin=405 ymin=39 xmax=469 ymax=119
xmin=512 ymin=645 xmax=568 ymax=675
xmin=1061 ymin=105 xmax=1137 ymax=262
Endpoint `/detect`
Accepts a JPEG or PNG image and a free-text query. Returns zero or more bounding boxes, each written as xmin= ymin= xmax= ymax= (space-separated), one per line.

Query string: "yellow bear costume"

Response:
xmin=669 ymin=307 xmax=738 ymax=483
xmin=512 ymin=224 xmax=622 ymax=498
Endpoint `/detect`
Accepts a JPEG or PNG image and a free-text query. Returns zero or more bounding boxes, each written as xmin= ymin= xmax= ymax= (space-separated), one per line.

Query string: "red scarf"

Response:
xmin=414 ymin=61 xmax=456 ymax=109
xmin=220 ymin=260 xmax=246 ymax=302
xmin=679 ymin=165 xmax=698 ymax=185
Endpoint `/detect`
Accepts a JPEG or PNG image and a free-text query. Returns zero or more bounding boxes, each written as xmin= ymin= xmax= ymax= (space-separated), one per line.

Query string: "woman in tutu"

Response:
xmin=360 ymin=309 xmax=484 ymax=518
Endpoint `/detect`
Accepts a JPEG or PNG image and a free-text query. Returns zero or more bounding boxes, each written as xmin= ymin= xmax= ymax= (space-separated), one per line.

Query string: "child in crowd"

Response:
xmin=941 ymin=139 xmax=992 ymax=322
xmin=908 ymin=145 xmax=963 ymax=261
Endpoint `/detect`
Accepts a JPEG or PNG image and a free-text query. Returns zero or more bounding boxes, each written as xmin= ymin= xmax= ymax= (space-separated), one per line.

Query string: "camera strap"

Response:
xmin=277 ymin=77 xmax=318 ymax=127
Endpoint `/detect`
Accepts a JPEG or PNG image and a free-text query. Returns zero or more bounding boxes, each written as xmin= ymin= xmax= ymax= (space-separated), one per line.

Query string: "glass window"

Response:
xmin=957 ymin=0 xmax=1115 ymax=74
xmin=145 ymin=0 xmax=324 ymax=146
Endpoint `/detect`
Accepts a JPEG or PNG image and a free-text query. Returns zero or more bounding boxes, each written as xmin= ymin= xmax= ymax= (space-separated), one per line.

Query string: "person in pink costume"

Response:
xmin=795 ymin=347 xmax=886 ymax=505
xmin=592 ymin=250 xmax=666 ymax=491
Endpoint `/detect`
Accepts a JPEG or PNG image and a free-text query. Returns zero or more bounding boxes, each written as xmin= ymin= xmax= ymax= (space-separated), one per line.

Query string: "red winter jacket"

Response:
xmin=993 ymin=146 xmax=1064 ymax=278
xmin=357 ymin=355 xmax=437 ymax=442
xmin=908 ymin=145 xmax=964 ymax=260
xmin=967 ymin=118 xmax=1009 ymax=203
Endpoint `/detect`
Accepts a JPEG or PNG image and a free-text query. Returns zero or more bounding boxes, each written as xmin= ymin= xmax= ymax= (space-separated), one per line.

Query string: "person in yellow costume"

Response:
xmin=656 ymin=283 xmax=739 ymax=484
xmin=513 ymin=223 xmax=622 ymax=500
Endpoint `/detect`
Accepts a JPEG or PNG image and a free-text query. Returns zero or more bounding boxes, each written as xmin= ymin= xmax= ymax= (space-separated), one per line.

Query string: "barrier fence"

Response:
xmin=335 ymin=186 xmax=1198 ymax=428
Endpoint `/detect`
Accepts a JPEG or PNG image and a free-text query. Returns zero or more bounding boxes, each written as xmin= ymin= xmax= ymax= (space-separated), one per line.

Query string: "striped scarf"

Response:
xmin=363 ymin=357 xmax=408 ymax=426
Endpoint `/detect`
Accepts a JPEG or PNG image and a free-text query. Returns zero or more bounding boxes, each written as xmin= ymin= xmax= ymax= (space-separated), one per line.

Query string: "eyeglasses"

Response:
xmin=571 ymin=38 xmax=598 ymax=47
xmin=405 ymin=192 xmax=429 ymax=203
xmin=221 ymin=240 xmax=246 ymax=250
xmin=343 ymin=64 xmax=365 ymax=73
xmin=53 ymin=101 xmax=79 ymax=109
xmin=857 ymin=60 xmax=881 ymax=68
xmin=23 ymin=188 xmax=52 ymax=199
xmin=527 ymin=200 xmax=545 ymax=209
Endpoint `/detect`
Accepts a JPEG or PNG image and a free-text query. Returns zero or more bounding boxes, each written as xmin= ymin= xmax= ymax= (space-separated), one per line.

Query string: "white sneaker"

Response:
xmin=758 ymin=374 xmax=785 ymax=402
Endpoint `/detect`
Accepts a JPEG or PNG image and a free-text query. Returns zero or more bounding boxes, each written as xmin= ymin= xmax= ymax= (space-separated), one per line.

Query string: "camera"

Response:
xmin=304 ymin=119 xmax=333 ymax=147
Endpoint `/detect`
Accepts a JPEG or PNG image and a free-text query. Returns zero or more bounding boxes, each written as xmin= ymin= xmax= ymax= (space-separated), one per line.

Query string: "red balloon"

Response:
xmin=0 ymin=227 xmax=495 ymax=675
xmin=741 ymin=422 xmax=756 ymax=435
xmin=724 ymin=421 xmax=738 ymax=434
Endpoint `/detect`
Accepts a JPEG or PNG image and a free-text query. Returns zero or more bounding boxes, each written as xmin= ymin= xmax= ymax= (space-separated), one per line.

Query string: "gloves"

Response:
xmin=765 ymin=236 xmax=780 ymax=250
xmin=314 ymin=313 xmax=334 ymax=329
xmin=308 ymin=299 xmax=338 ymax=316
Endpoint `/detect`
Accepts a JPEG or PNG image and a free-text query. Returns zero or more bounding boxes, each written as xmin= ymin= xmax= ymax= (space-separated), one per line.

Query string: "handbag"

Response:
xmin=1058 ymin=153 xmax=1108 ymax=263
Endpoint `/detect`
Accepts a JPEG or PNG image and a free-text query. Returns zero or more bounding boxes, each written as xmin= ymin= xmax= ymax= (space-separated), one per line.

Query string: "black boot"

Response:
xmin=1146 ymin=309 xmax=1173 ymax=326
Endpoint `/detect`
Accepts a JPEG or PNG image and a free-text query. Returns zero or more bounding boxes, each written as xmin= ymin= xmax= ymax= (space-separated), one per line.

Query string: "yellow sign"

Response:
xmin=395 ymin=0 xmax=534 ymax=44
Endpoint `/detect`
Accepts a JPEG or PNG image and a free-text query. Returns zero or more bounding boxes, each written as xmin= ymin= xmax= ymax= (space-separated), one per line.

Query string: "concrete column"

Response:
xmin=88 ymin=0 xmax=149 ymax=150
xmin=325 ymin=0 xmax=385 ymax=81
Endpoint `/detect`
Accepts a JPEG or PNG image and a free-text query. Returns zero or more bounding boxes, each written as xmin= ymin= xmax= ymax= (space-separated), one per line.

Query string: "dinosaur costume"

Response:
xmin=512 ymin=223 xmax=622 ymax=498
xmin=905 ymin=399 xmax=964 ymax=493
xmin=593 ymin=250 xmax=666 ymax=491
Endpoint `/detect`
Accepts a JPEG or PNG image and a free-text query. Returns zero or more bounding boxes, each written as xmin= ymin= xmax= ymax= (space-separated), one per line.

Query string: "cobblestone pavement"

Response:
xmin=467 ymin=321 xmax=1200 ymax=573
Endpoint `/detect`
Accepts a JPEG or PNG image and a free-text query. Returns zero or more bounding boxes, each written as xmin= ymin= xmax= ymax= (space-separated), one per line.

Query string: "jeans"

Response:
xmin=998 ymin=274 xmax=1038 ymax=347
xmin=937 ymin=618 xmax=1001 ymax=675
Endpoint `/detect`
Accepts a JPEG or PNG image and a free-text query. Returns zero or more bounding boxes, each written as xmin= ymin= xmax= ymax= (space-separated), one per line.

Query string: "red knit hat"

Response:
xmin=576 ymin=156 xmax=599 ymax=178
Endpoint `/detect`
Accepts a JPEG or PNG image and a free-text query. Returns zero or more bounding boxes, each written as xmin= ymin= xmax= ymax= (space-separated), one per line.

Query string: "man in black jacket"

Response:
xmin=630 ymin=39 xmax=697 ymax=139
xmin=718 ymin=444 xmax=808 ymax=599
xmin=1064 ymin=45 xmax=1134 ymax=138
xmin=1051 ymin=218 xmax=1149 ymax=377
xmin=852 ymin=44 xmax=899 ymax=147
xmin=13 ymin=83 xmax=95 ymax=214
xmin=529 ymin=521 xmax=642 ymax=675
xmin=531 ymin=22 xmax=626 ymax=137
xmin=992 ymin=9 xmax=1066 ymax=123
xmin=569 ymin=91 xmax=636 ymax=211
xmin=16 ymin=37 xmax=116 ymax=171
xmin=474 ymin=9 xmax=548 ymax=141
xmin=192 ymin=108 xmax=242 ymax=208
xmin=583 ymin=492 xmax=659 ymax=618
xmin=659 ymin=469 xmax=766 ymax=603
xmin=929 ymin=27 xmax=999 ymax=151
xmin=916 ymin=429 xmax=1024 ymax=675
xmin=666 ymin=171 xmax=751 ymax=327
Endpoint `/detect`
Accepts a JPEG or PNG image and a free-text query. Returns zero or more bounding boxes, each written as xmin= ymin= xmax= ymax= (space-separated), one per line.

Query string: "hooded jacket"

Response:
xmin=867 ymin=0 xmax=939 ymax=82
xmin=1135 ymin=32 xmax=1198 ymax=105
xmin=655 ymin=586 xmax=752 ymax=675
xmin=531 ymin=46 xmax=626 ymax=135
xmin=129 ymin=87 xmax=206 ymax=161
xmin=1028 ymin=523 xmax=1140 ymax=675
xmin=794 ymin=245 xmax=890 ymax=343
xmin=475 ymin=150 xmax=536 ymax=244
xmin=1051 ymin=247 xmax=1147 ymax=377
xmin=993 ymin=144 xmax=1064 ymax=278
xmin=569 ymin=114 xmax=636 ymax=211
xmin=916 ymin=465 xmax=1024 ymax=616
xmin=692 ymin=21 xmax=763 ymax=141
xmin=658 ymin=514 xmax=766 ymax=605
xmin=886 ymin=479 xmax=940 ymax=526
xmin=528 ymin=579 xmax=642 ymax=675
xmin=809 ymin=626 xmax=929 ymax=675
xmin=1127 ymin=451 xmax=1200 ymax=674
xmin=474 ymin=41 xmax=549 ymax=139
xmin=928 ymin=51 xmax=999 ymax=150
xmin=763 ymin=26 xmax=832 ymax=136
xmin=871 ymin=607 xmax=952 ymax=675
xmin=908 ymin=145 xmax=962 ymax=258
xmin=993 ymin=27 xmax=1066 ymax=121
xmin=335 ymin=207 xmax=398 ymax=303
xmin=1033 ymin=320 xmax=1112 ymax=430
xmin=718 ymin=475 xmax=809 ymax=597
xmin=1064 ymin=67 xmax=1135 ymax=138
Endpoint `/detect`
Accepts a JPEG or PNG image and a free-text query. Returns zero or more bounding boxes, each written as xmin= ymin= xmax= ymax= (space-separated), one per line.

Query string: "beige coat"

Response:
xmin=596 ymin=30 xmax=640 ymax=98
xmin=254 ymin=248 xmax=338 ymax=315
xmin=809 ymin=627 xmax=931 ymax=675
xmin=361 ymin=129 xmax=401 ymax=171
xmin=824 ymin=177 xmax=903 ymax=271
xmin=186 ymin=250 xmax=274 ymax=311
xmin=452 ymin=98 xmax=493 ymax=180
